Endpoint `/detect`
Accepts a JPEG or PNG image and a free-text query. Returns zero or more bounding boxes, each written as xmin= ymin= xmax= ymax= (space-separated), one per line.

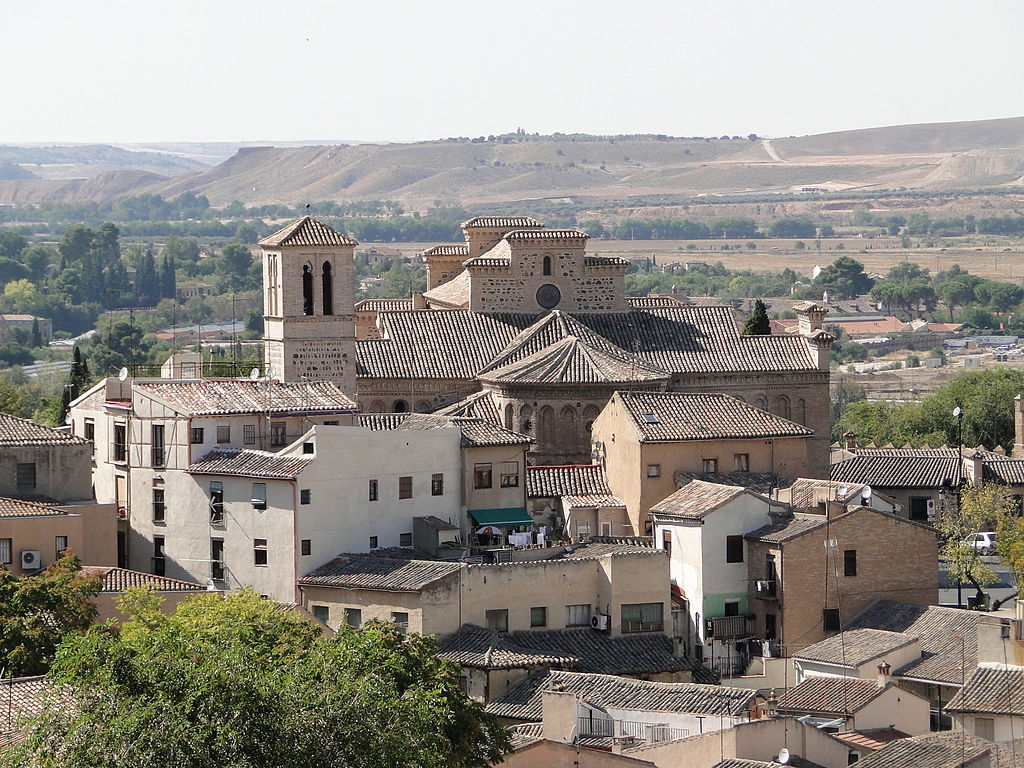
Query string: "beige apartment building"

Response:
xmin=0 ymin=497 xmax=117 ymax=574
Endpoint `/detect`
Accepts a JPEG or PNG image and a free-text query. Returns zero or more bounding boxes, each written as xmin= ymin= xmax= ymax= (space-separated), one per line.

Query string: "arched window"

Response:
xmin=797 ymin=398 xmax=807 ymax=424
xmin=369 ymin=400 xmax=386 ymax=413
xmin=542 ymin=256 xmax=552 ymax=276
xmin=505 ymin=403 xmax=514 ymax=431
xmin=322 ymin=262 xmax=333 ymax=315
xmin=393 ymin=399 xmax=408 ymax=413
xmin=520 ymin=405 xmax=534 ymax=437
xmin=302 ymin=264 xmax=314 ymax=316
xmin=415 ymin=400 xmax=431 ymax=413
xmin=755 ymin=396 xmax=768 ymax=411
xmin=583 ymin=404 xmax=601 ymax=434
xmin=774 ymin=395 xmax=791 ymax=420
xmin=539 ymin=406 xmax=555 ymax=452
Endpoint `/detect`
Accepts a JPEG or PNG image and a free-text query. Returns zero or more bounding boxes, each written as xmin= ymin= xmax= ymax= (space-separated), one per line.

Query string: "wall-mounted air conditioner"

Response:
xmin=590 ymin=613 xmax=609 ymax=631
xmin=20 ymin=550 xmax=41 ymax=570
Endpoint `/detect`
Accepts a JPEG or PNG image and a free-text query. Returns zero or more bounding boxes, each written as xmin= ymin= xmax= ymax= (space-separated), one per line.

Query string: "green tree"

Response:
xmin=0 ymin=230 xmax=27 ymax=260
xmin=216 ymin=243 xmax=256 ymax=292
xmin=743 ymin=299 xmax=771 ymax=335
xmin=940 ymin=483 xmax=1015 ymax=602
xmin=5 ymin=589 xmax=510 ymax=768
xmin=0 ymin=553 xmax=101 ymax=677
xmin=813 ymin=256 xmax=874 ymax=299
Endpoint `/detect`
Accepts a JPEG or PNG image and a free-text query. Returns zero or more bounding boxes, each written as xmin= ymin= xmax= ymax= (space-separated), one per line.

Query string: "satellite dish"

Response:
xmin=778 ymin=747 xmax=790 ymax=764
xmin=836 ymin=484 xmax=849 ymax=499
xmin=249 ymin=367 xmax=260 ymax=381
xmin=64 ymin=413 xmax=72 ymax=425
xmin=118 ymin=367 xmax=129 ymax=382
xmin=265 ymin=365 xmax=276 ymax=380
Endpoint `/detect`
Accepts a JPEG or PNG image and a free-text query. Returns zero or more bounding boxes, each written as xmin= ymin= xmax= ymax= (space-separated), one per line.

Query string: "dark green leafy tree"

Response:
xmin=158 ymin=254 xmax=176 ymax=300
xmin=0 ymin=230 xmax=27 ymax=260
xmin=813 ymin=256 xmax=874 ymax=299
xmin=5 ymin=589 xmax=510 ymax=768
xmin=743 ymin=299 xmax=771 ymax=335
xmin=0 ymin=553 xmax=101 ymax=677
xmin=133 ymin=249 xmax=159 ymax=306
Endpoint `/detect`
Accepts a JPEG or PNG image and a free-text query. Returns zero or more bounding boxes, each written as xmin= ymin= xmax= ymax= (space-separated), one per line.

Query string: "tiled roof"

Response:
xmin=848 ymin=599 xmax=992 ymax=686
xmin=258 ymin=216 xmax=357 ymax=247
xmin=298 ymin=554 xmax=462 ymax=592
xmin=563 ymin=493 xmax=626 ymax=509
xmin=462 ymin=216 xmax=545 ymax=229
xmin=830 ymin=728 xmax=910 ymax=752
xmin=585 ymin=255 xmax=631 ymax=267
xmin=794 ymin=629 xmax=919 ymax=666
xmin=354 ymin=298 xmax=414 ymax=312
xmin=438 ymin=625 xmax=577 ymax=670
xmin=80 ymin=566 xmax=206 ymax=593
xmin=504 ymin=229 xmax=587 ymax=241
xmin=187 ymin=449 xmax=313 ymax=479
xmin=675 ymin=471 xmax=778 ymax=494
xmin=788 ymin=478 xmax=872 ymax=509
xmin=357 ymin=305 xmax=819 ymax=381
xmin=434 ymin=390 xmax=503 ymax=423
xmin=713 ymin=759 xmax=827 ymax=768
xmin=0 ymin=676 xmax=50 ymax=747
xmin=479 ymin=335 xmax=668 ymax=386
xmin=135 ymin=379 xmax=358 ymax=416
xmin=830 ymin=452 xmax=959 ymax=489
xmin=628 ymin=296 xmax=684 ymax=308
xmin=422 ymin=268 xmax=471 ymax=308
xmin=984 ymin=460 xmax=1024 ymax=485
xmin=649 ymin=480 xmax=747 ymax=520
xmin=0 ymin=413 xmax=89 ymax=445
xmin=555 ymin=541 xmax=661 ymax=560
xmin=527 ymin=465 xmax=611 ymax=498
xmin=354 ymin=412 xmax=529 ymax=447
xmin=745 ymin=513 xmax=827 ymax=543
xmin=854 ymin=732 xmax=995 ymax=768
xmin=507 ymin=628 xmax=688 ymax=676
xmin=0 ymin=497 xmax=68 ymax=518
xmin=508 ymin=722 xmax=543 ymax=750
xmin=421 ymin=244 xmax=470 ymax=257
xmin=616 ymin=391 xmax=813 ymax=442
xmin=775 ymin=676 xmax=886 ymax=716
xmin=946 ymin=663 xmax=1024 ymax=715
xmin=453 ymin=417 xmax=531 ymax=447
xmin=485 ymin=670 xmax=756 ymax=721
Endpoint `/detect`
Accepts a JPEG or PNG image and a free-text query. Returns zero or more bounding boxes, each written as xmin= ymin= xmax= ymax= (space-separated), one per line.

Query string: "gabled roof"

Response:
xmin=745 ymin=513 xmax=828 ymax=543
xmin=0 ymin=497 xmax=68 ymax=518
xmin=298 ymin=554 xmax=462 ymax=592
xmin=946 ymin=663 xmax=1024 ymax=716
xmin=854 ymin=732 xmax=996 ymax=768
xmin=649 ymin=480 xmax=749 ymax=520
xmin=0 ymin=412 xmax=88 ymax=446
xmin=454 ymin=627 xmax=688 ymax=676
xmin=479 ymin=335 xmax=668 ymax=386
xmin=614 ymin=391 xmax=813 ymax=443
xmin=354 ymin=411 xmax=530 ymax=447
xmin=434 ymin=390 xmax=503 ymax=423
xmin=830 ymin=451 xmax=959 ymax=489
xmin=794 ymin=628 xmax=919 ymax=667
xmin=258 ymin=215 xmax=357 ymax=247
xmin=527 ymin=464 xmax=611 ymax=498
xmin=462 ymin=216 xmax=545 ymax=229
xmin=187 ymin=449 xmax=313 ymax=479
xmin=437 ymin=625 xmax=577 ymax=670
xmin=830 ymin=728 xmax=911 ymax=752
xmin=0 ymin=677 xmax=50 ymax=748
xmin=775 ymin=676 xmax=888 ymax=716
xmin=485 ymin=669 xmax=756 ymax=721
xmin=848 ymin=599 xmax=996 ymax=686
xmin=564 ymin=493 xmax=626 ymax=510
xmin=422 ymin=268 xmax=471 ymax=308
xmin=788 ymin=478 xmax=874 ymax=509
xmin=80 ymin=566 xmax=207 ymax=593
xmin=134 ymin=379 xmax=357 ymax=416
xmin=713 ymin=759 xmax=827 ymax=768
xmin=675 ymin=471 xmax=778 ymax=494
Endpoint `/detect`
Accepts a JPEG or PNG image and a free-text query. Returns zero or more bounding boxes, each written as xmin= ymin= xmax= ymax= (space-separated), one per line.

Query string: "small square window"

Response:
xmin=251 ymin=482 xmax=267 ymax=509
xmin=84 ymin=419 xmax=95 ymax=441
xmin=368 ymin=479 xmax=378 ymax=501
xmin=431 ymin=473 xmax=444 ymax=496
xmin=530 ymin=606 xmax=547 ymax=627
xmin=647 ymin=464 xmax=661 ymax=478
xmin=55 ymin=536 xmax=68 ymax=559
xmin=398 ymin=476 xmax=412 ymax=499
xmin=723 ymin=600 xmax=740 ymax=617
xmin=301 ymin=539 xmax=311 ymax=556
xmin=324 ymin=420 xmax=339 ymax=426
xmin=392 ymin=612 xmax=409 ymax=632
xmin=500 ymin=461 xmax=519 ymax=487
xmin=302 ymin=442 xmax=314 ymax=454
xmin=400 ymin=532 xmax=412 ymax=547
xmin=345 ymin=607 xmax=362 ymax=628
xmin=0 ymin=538 xmax=11 ymax=564
xmin=312 ymin=605 xmax=329 ymax=623
xmin=16 ymin=463 xmax=36 ymax=491
xmin=254 ymin=538 xmax=268 ymax=566
xmin=243 ymin=425 xmax=256 ymax=445
xmin=566 ymin=604 xmax=591 ymax=627
xmin=702 ymin=458 xmax=718 ymax=473
xmin=823 ymin=608 xmax=841 ymax=632
xmin=300 ymin=489 xmax=311 ymax=505
xmin=217 ymin=425 xmax=230 ymax=444
xmin=191 ymin=427 xmax=204 ymax=444
xmin=369 ymin=536 xmax=379 ymax=549
xmin=486 ymin=609 xmax=508 ymax=633
xmin=726 ymin=535 xmax=744 ymax=563
xmin=733 ymin=453 xmax=750 ymax=472
xmin=474 ymin=463 xmax=492 ymax=489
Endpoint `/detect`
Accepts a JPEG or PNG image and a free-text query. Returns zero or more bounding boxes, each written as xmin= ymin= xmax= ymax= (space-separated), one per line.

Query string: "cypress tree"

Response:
xmin=743 ymin=299 xmax=772 ymax=335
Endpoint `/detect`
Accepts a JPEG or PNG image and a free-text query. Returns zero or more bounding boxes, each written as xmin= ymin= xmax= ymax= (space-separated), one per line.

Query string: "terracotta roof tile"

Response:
xmin=80 ymin=566 xmax=206 ymax=593
xmin=563 ymin=493 xmax=626 ymax=509
xmin=504 ymin=229 xmax=588 ymax=241
xmin=423 ymin=270 xmax=472 ymax=309
xmin=674 ymin=471 xmax=778 ymax=494
xmin=298 ymin=554 xmax=462 ymax=592
xmin=0 ymin=497 xmax=69 ymax=518
xmin=854 ymin=732 xmax=995 ymax=768
xmin=0 ymin=677 xmax=51 ymax=747
xmin=830 ymin=453 xmax=960 ymax=489
xmin=776 ymin=676 xmax=886 ymax=716
xmin=421 ymin=244 xmax=470 ymax=257
xmin=649 ymin=480 xmax=748 ymax=520
xmin=788 ymin=478 xmax=873 ymax=509
xmin=259 ymin=216 xmax=357 ymax=247
xmin=354 ymin=298 xmax=414 ymax=312
xmin=745 ymin=513 xmax=828 ymax=543
xmin=187 ymin=449 xmax=314 ymax=479
xmin=0 ymin=413 xmax=88 ymax=446
xmin=354 ymin=412 xmax=529 ymax=447
xmin=508 ymin=722 xmax=543 ymax=750
xmin=486 ymin=670 xmax=756 ymax=721
xmin=527 ymin=465 xmax=611 ymax=498
xmin=135 ymin=379 xmax=357 ymax=416
xmin=479 ymin=335 xmax=668 ymax=386
xmin=462 ymin=216 xmax=545 ymax=229
xmin=946 ymin=663 xmax=1024 ymax=716
xmin=830 ymin=728 xmax=910 ymax=752
xmin=794 ymin=629 xmax=919 ymax=666
xmin=617 ymin=391 xmax=813 ymax=442
xmin=434 ymin=390 xmax=503 ymax=423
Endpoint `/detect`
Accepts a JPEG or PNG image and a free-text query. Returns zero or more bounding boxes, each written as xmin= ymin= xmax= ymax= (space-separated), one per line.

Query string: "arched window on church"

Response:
xmin=520 ymin=405 xmax=534 ymax=437
xmin=415 ymin=400 xmax=431 ymax=413
xmin=539 ymin=406 xmax=555 ymax=452
xmin=774 ymin=395 xmax=791 ymax=420
xmin=322 ymin=262 xmax=333 ymax=315
xmin=560 ymin=405 xmax=579 ymax=456
xmin=302 ymin=264 xmax=314 ymax=316
xmin=369 ymin=400 xmax=386 ymax=413
xmin=505 ymin=403 xmax=514 ymax=431
xmin=393 ymin=399 xmax=408 ymax=413
xmin=542 ymin=255 xmax=552 ymax=276
xmin=797 ymin=398 xmax=806 ymax=424
xmin=583 ymin=404 xmax=600 ymax=434
xmin=755 ymin=395 xmax=768 ymax=411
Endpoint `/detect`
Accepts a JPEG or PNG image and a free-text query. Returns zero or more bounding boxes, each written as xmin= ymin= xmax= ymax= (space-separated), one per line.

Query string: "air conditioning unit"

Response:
xmin=590 ymin=613 xmax=609 ymax=631
xmin=20 ymin=550 xmax=41 ymax=570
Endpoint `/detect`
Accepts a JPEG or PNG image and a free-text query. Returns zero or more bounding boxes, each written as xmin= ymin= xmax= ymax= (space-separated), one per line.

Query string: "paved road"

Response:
xmin=938 ymin=556 xmax=1018 ymax=608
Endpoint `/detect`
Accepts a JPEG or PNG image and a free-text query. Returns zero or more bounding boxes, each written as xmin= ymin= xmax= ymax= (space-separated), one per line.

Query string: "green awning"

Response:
xmin=470 ymin=507 xmax=533 ymax=527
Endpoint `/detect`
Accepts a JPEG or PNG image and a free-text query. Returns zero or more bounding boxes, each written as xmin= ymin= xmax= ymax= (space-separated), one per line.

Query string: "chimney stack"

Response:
xmin=877 ymin=661 xmax=891 ymax=688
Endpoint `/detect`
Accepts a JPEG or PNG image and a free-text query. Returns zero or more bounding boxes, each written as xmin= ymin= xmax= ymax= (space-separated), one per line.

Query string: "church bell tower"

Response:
xmin=259 ymin=216 xmax=357 ymax=393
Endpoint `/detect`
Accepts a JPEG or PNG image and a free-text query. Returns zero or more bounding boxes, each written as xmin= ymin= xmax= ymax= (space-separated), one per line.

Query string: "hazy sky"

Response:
xmin=6 ymin=0 xmax=1023 ymax=144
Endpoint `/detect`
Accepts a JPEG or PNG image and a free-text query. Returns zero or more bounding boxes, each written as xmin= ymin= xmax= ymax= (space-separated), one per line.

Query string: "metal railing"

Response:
xmin=754 ymin=579 xmax=778 ymax=599
xmin=577 ymin=716 xmax=689 ymax=743
xmin=127 ymin=361 xmax=264 ymax=379
xmin=709 ymin=615 xmax=752 ymax=639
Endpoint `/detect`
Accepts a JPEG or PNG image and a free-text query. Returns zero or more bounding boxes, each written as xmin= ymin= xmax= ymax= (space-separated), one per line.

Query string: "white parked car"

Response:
xmin=966 ymin=532 xmax=997 ymax=555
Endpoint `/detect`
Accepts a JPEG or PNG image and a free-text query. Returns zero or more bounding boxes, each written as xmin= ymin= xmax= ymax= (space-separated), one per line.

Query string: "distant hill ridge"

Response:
xmin=1 ymin=116 xmax=1022 ymax=207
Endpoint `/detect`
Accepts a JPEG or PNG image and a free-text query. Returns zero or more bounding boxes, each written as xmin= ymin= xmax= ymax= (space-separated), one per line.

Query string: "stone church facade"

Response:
xmin=261 ymin=216 xmax=833 ymax=476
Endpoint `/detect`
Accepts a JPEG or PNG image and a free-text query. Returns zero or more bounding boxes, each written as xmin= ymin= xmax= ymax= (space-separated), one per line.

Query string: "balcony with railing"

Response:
xmin=753 ymin=578 xmax=778 ymax=600
xmin=707 ymin=614 xmax=753 ymax=640
xmin=577 ymin=716 xmax=689 ymax=744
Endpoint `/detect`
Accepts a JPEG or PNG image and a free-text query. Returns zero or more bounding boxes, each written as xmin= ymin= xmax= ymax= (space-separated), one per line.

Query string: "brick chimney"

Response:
xmin=963 ymin=450 xmax=985 ymax=485
xmin=876 ymin=661 xmax=891 ymax=688
xmin=844 ymin=432 xmax=857 ymax=452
